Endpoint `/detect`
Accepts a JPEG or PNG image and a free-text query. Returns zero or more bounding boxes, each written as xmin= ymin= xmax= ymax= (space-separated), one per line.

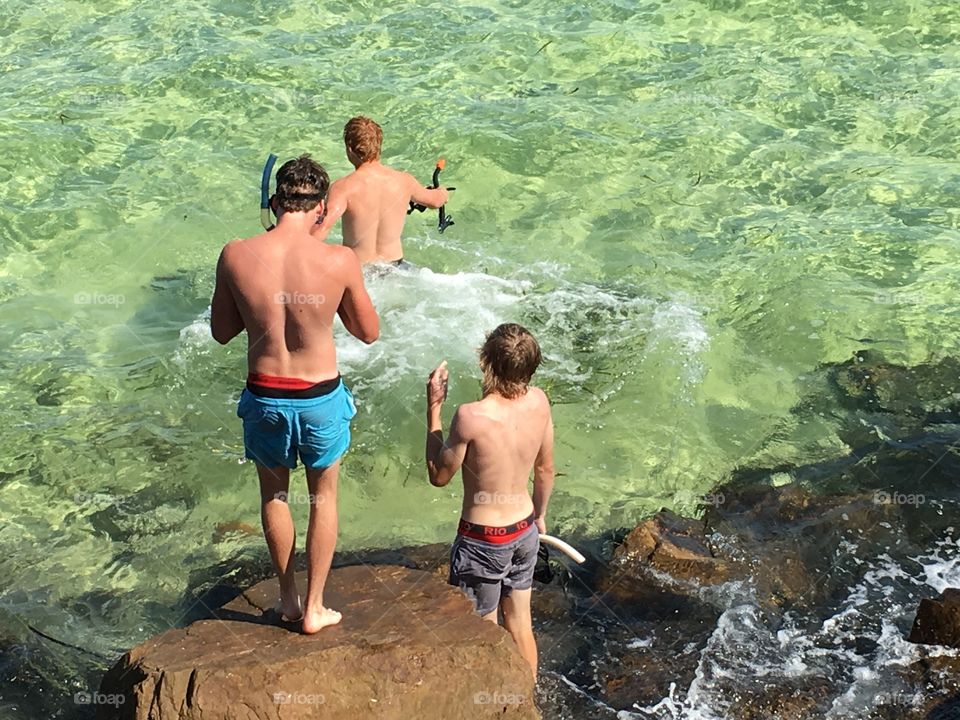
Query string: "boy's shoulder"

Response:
xmin=451 ymin=398 xmax=490 ymax=436
xmin=335 ymin=163 xmax=411 ymax=191
xmin=527 ymin=386 xmax=549 ymax=404
xmin=220 ymin=234 xmax=264 ymax=263
xmin=454 ymin=399 xmax=484 ymax=420
xmin=456 ymin=388 xmax=550 ymax=423
xmin=370 ymin=162 xmax=417 ymax=184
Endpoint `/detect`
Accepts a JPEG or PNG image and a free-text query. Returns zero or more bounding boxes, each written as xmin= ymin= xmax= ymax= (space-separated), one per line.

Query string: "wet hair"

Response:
xmin=274 ymin=154 xmax=329 ymax=213
xmin=343 ymin=116 xmax=383 ymax=163
xmin=479 ymin=323 xmax=543 ymax=399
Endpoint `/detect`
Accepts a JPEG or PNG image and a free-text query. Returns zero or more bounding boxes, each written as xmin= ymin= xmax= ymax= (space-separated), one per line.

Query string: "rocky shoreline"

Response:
xmin=5 ymin=350 xmax=960 ymax=719
xmin=96 ymin=479 xmax=960 ymax=720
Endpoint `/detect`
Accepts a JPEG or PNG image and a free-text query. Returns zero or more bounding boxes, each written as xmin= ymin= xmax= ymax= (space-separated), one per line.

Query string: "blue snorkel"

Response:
xmin=260 ymin=153 xmax=279 ymax=230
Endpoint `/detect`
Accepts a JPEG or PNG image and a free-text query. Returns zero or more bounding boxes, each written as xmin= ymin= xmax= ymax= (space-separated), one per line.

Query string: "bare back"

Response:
xmin=455 ymin=388 xmax=552 ymax=525
xmin=332 ymin=163 xmax=415 ymax=264
xmin=315 ymin=159 xmax=448 ymax=264
xmin=214 ymin=227 xmax=373 ymax=381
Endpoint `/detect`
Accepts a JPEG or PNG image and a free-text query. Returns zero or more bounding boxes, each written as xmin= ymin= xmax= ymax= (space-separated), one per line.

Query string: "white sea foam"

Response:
xmin=636 ymin=535 xmax=960 ymax=720
xmin=650 ymin=301 xmax=710 ymax=356
xmin=174 ymin=265 xmax=712 ymax=405
xmin=627 ymin=636 xmax=655 ymax=649
xmin=336 ymin=265 xmax=531 ymax=397
xmin=913 ymin=535 xmax=960 ymax=593
xmin=174 ymin=305 xmax=212 ymax=364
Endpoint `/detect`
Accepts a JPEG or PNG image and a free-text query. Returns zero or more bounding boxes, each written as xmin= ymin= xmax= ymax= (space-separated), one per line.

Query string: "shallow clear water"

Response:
xmin=1 ymin=0 xmax=959 ymax=715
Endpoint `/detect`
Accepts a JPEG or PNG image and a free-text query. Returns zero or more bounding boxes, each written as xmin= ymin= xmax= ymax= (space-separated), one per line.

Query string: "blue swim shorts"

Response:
xmin=236 ymin=379 xmax=356 ymax=470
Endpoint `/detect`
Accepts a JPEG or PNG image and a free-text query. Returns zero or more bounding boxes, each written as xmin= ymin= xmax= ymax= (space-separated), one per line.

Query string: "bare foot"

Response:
xmin=301 ymin=606 xmax=342 ymax=634
xmin=275 ymin=595 xmax=303 ymax=623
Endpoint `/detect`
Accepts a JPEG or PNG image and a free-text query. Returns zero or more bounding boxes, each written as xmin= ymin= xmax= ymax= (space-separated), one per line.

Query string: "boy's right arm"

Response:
xmin=425 ymin=362 xmax=469 ymax=487
xmin=336 ymin=249 xmax=379 ymax=344
xmin=407 ymin=173 xmax=449 ymax=209
xmin=210 ymin=246 xmax=245 ymax=345
xmin=311 ymin=181 xmax=347 ymax=238
xmin=533 ymin=403 xmax=555 ymax=534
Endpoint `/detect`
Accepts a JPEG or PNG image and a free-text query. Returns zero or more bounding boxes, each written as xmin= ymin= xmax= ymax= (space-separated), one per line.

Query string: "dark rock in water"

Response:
xmin=567 ymin=514 xmax=728 ymax=708
xmin=831 ymin=351 xmax=960 ymax=418
xmin=581 ymin=411 xmax=960 ymax=719
xmin=804 ymin=351 xmax=960 ymax=452
xmin=704 ymin=482 xmax=898 ymax=609
xmin=98 ymin=565 xmax=537 ymax=720
xmin=0 ymin=605 xmax=107 ymax=719
xmin=722 ymin=676 xmax=835 ymax=720
xmin=597 ymin=632 xmax=706 ymax=710
xmin=607 ymin=510 xmax=730 ymax=586
xmin=883 ymin=650 xmax=960 ymax=720
xmin=909 ymin=589 xmax=960 ymax=647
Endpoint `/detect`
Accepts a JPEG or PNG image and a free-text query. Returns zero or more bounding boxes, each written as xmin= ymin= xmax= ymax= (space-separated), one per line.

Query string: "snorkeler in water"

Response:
xmin=310 ymin=116 xmax=449 ymax=266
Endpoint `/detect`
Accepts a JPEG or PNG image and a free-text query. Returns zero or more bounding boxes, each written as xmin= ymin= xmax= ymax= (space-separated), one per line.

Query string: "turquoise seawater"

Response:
xmin=0 ymin=0 xmax=959 ymax=714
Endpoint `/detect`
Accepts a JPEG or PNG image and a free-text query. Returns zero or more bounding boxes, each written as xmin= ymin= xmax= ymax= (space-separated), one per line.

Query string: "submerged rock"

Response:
xmin=608 ymin=511 xmax=730 ymax=586
xmin=831 ymin=351 xmax=960 ymax=419
xmin=98 ymin=565 xmax=537 ymax=720
xmin=210 ymin=519 xmax=259 ymax=544
xmin=909 ymin=589 xmax=960 ymax=648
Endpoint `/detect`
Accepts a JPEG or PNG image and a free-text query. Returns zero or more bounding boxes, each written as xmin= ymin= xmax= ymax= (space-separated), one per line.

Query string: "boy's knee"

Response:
xmin=260 ymin=490 xmax=289 ymax=504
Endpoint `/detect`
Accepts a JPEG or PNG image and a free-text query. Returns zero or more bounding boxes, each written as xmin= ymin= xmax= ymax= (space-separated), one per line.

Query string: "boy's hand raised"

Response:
xmin=426 ymin=361 xmax=449 ymax=412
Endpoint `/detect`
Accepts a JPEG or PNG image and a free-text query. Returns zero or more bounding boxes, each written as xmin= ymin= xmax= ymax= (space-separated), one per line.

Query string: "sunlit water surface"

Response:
xmin=0 ymin=0 xmax=958 ymax=716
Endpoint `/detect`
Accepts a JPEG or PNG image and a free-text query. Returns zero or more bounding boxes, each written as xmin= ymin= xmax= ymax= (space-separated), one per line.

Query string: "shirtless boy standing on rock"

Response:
xmin=425 ymin=324 xmax=556 ymax=679
xmin=211 ymin=155 xmax=379 ymax=634
xmin=313 ymin=116 xmax=449 ymax=265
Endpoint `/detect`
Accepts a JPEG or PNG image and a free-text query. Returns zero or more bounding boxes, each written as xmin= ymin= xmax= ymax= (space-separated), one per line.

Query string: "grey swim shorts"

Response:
xmin=448 ymin=517 xmax=540 ymax=616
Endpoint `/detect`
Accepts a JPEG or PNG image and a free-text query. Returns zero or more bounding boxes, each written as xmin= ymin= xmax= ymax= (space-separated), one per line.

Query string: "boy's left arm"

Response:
xmin=408 ymin=173 xmax=449 ymax=209
xmin=532 ymin=394 xmax=555 ymax=533
xmin=425 ymin=362 xmax=468 ymax=487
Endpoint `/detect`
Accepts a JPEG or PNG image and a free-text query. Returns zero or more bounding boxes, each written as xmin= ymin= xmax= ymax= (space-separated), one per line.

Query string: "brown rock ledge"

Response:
xmin=98 ymin=565 xmax=538 ymax=719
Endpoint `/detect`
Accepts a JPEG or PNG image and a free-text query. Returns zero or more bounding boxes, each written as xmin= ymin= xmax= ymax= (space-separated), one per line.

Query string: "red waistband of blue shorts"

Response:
xmin=246 ymin=373 xmax=341 ymax=399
